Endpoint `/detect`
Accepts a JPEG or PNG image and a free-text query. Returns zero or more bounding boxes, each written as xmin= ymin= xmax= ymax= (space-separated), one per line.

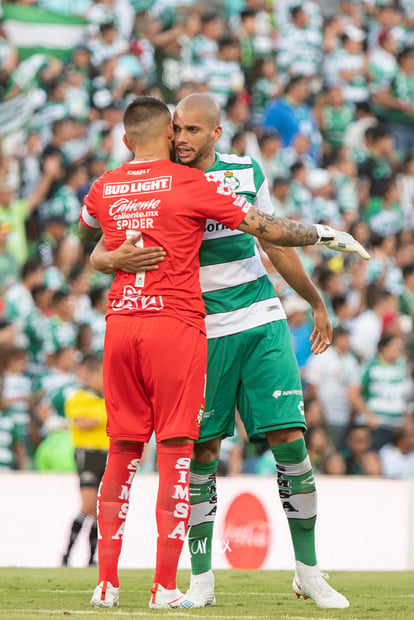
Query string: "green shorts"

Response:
xmin=198 ymin=320 xmax=306 ymax=443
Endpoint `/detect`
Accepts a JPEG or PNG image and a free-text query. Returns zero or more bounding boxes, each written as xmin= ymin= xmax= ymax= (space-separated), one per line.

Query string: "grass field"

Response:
xmin=1 ymin=567 xmax=413 ymax=620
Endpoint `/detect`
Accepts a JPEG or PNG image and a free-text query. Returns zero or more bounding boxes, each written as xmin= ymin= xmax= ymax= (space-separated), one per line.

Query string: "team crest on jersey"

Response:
xmin=223 ymin=171 xmax=240 ymax=191
xmin=196 ymin=403 xmax=205 ymax=426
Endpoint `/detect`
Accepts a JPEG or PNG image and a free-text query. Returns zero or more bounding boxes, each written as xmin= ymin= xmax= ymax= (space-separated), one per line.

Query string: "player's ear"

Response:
xmin=122 ymin=133 xmax=134 ymax=152
xmin=212 ymin=125 xmax=222 ymax=143
xmin=166 ymin=119 xmax=174 ymax=141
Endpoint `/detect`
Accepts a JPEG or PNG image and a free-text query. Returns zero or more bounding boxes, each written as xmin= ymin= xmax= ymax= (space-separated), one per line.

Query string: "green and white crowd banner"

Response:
xmin=2 ymin=4 xmax=89 ymax=60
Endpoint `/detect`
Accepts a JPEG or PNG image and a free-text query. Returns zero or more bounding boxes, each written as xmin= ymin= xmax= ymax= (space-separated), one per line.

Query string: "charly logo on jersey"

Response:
xmin=223 ymin=170 xmax=240 ymax=191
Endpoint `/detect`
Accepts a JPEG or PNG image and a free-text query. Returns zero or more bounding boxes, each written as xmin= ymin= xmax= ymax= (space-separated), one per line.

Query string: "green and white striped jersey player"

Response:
xmin=173 ymin=94 xmax=349 ymax=611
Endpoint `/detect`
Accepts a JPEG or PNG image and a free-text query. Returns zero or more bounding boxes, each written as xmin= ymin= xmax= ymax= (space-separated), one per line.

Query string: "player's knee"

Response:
xmin=193 ymin=438 xmax=221 ymax=462
xmin=266 ymin=427 xmax=303 ymax=446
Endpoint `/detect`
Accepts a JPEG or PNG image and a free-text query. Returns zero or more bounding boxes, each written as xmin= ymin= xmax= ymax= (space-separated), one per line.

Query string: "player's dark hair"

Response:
xmin=123 ymin=96 xmax=171 ymax=129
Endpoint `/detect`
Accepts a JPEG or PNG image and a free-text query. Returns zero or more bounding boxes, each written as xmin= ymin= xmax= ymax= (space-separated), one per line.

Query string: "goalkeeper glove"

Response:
xmin=314 ymin=224 xmax=370 ymax=260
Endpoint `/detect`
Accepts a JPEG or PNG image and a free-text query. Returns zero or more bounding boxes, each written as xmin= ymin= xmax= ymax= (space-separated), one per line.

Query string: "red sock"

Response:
xmin=153 ymin=442 xmax=193 ymax=590
xmin=97 ymin=440 xmax=144 ymax=587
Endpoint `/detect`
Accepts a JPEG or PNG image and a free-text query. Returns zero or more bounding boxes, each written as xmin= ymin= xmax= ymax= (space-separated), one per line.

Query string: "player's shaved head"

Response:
xmin=123 ymin=96 xmax=171 ymax=146
xmin=175 ymin=94 xmax=221 ymax=128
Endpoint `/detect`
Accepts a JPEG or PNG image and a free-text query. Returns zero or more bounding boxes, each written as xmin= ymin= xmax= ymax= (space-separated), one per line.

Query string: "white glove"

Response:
xmin=314 ymin=224 xmax=370 ymax=260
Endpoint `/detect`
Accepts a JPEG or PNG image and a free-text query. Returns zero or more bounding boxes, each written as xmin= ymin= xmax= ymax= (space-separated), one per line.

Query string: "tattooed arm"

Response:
xmin=238 ymin=207 xmax=318 ymax=246
xmin=237 ymin=207 xmax=370 ymax=259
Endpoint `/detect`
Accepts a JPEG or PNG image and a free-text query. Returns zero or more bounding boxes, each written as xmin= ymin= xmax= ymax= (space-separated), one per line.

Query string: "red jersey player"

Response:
xmin=79 ymin=96 xmax=368 ymax=610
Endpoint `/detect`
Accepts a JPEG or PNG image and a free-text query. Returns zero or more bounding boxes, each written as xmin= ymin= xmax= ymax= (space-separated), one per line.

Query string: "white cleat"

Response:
xmin=176 ymin=570 xmax=216 ymax=608
xmin=293 ymin=572 xmax=349 ymax=609
xmin=149 ymin=583 xmax=185 ymax=609
xmin=90 ymin=581 xmax=119 ymax=607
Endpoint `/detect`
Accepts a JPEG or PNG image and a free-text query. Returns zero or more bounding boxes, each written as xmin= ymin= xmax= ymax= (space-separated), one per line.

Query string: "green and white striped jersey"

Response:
xmin=360 ymin=356 xmax=410 ymax=429
xmin=0 ymin=412 xmax=23 ymax=470
xmin=200 ymin=153 xmax=286 ymax=339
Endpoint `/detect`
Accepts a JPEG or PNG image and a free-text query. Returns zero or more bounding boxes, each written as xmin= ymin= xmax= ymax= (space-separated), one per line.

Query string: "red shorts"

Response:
xmin=102 ymin=314 xmax=207 ymax=442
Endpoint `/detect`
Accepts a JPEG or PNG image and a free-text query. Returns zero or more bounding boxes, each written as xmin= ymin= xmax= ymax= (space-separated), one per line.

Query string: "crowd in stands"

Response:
xmin=0 ymin=0 xmax=414 ymax=478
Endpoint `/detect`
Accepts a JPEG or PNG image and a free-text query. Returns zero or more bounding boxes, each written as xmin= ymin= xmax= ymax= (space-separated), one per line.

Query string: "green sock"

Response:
xmin=271 ymin=437 xmax=317 ymax=566
xmin=187 ymin=457 xmax=219 ymax=575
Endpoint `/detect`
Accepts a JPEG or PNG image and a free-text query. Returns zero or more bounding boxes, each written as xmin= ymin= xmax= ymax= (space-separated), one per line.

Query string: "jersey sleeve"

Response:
xmin=251 ymin=158 xmax=274 ymax=215
xmin=80 ymin=179 xmax=101 ymax=229
xmin=190 ymin=171 xmax=250 ymax=229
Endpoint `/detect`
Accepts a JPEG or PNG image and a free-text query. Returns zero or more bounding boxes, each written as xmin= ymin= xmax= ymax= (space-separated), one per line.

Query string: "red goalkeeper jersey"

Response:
xmin=81 ymin=158 xmax=249 ymax=332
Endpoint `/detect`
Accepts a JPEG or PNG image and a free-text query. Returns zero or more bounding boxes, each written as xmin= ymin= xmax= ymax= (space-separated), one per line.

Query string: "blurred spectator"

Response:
xmin=305 ymin=425 xmax=333 ymax=474
xmin=288 ymin=160 xmax=313 ymax=223
xmin=0 ymin=344 xmax=33 ymax=458
xmin=34 ymin=346 xmax=78 ymax=422
xmin=4 ymin=259 xmax=45 ymax=344
xmin=34 ymin=401 xmax=75 ymax=473
xmin=277 ymin=5 xmax=322 ymax=82
xmin=320 ymin=450 xmax=347 ymax=475
xmin=251 ymin=56 xmax=281 ymax=123
xmin=48 ymin=163 xmax=89 ymax=235
xmin=398 ymin=154 xmax=414 ymax=230
xmin=24 ymin=284 xmax=52 ymax=373
xmin=357 ymin=123 xmax=397 ymax=198
xmin=341 ymin=425 xmax=382 ymax=476
xmin=326 ymin=149 xmax=359 ymax=227
xmin=216 ymin=92 xmax=250 ymax=153
xmin=81 ymin=286 xmax=108 ymax=357
xmin=0 ymin=153 xmax=61 ymax=265
xmin=205 ymin=36 xmax=244 ymax=107
xmin=348 ymin=334 xmax=412 ymax=450
xmin=46 ymin=291 xmax=78 ymax=355
xmin=270 ymin=176 xmax=293 ymax=218
xmin=258 ymin=130 xmax=284 ymax=185
xmin=324 ymin=24 xmax=369 ymax=104
xmin=62 ymin=354 xmax=108 ymax=567
xmin=362 ymin=176 xmax=404 ymax=236
xmin=262 ymin=76 xmax=322 ymax=163
xmin=368 ymin=28 xmax=398 ymax=94
xmin=0 ymin=221 xmax=18 ymax=292
xmin=282 ymin=295 xmax=313 ymax=375
xmin=349 ymin=285 xmax=399 ymax=361
xmin=0 ymin=368 xmax=27 ymax=471
xmin=305 ymin=325 xmax=359 ymax=451
xmin=36 ymin=215 xmax=67 ymax=266
xmin=378 ymin=425 xmax=414 ymax=478
xmin=375 ymin=46 xmax=414 ymax=154
xmin=321 ymin=85 xmax=355 ymax=150
xmin=344 ymin=101 xmax=377 ymax=150
xmin=306 ymin=167 xmax=341 ymax=227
